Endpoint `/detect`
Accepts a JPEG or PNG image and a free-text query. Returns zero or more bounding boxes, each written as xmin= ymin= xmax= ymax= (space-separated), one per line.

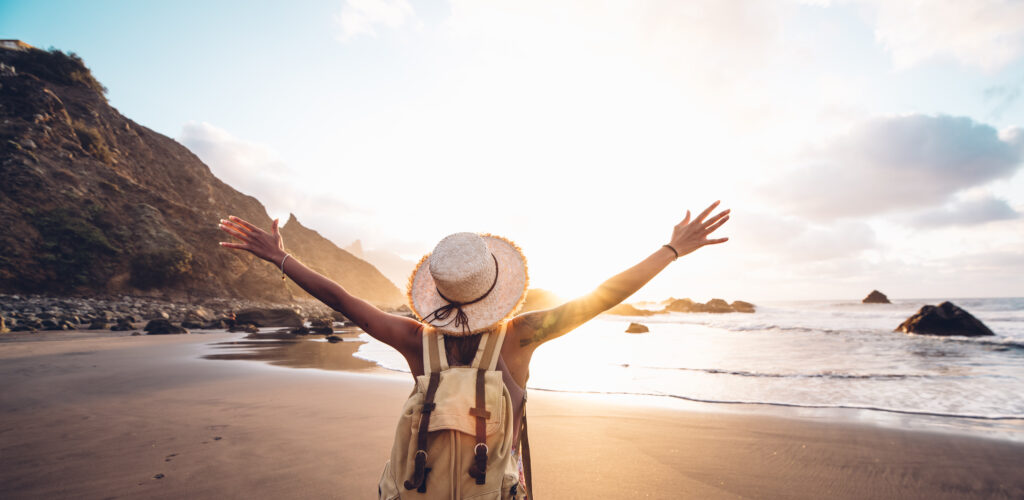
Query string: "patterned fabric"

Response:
xmin=511 ymin=446 xmax=528 ymax=499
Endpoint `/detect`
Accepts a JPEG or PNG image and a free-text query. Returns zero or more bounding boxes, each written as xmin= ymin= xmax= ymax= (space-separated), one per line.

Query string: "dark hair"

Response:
xmin=444 ymin=334 xmax=483 ymax=366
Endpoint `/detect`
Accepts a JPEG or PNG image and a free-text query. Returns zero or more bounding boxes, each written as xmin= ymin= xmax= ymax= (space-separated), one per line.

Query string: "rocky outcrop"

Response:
xmin=661 ymin=298 xmax=755 ymax=314
xmin=235 ymin=308 xmax=303 ymax=328
xmin=731 ymin=300 xmax=756 ymax=313
xmin=625 ymin=322 xmax=649 ymax=334
xmin=863 ymin=290 xmax=891 ymax=304
xmin=895 ymin=301 xmax=994 ymax=337
xmin=605 ymin=303 xmax=659 ymax=316
xmin=0 ymin=47 xmax=402 ymax=307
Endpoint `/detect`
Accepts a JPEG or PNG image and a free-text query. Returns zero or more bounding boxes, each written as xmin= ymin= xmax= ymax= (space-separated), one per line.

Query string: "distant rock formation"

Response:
xmin=0 ymin=46 xmax=402 ymax=307
xmin=344 ymin=239 xmax=365 ymax=259
xmin=520 ymin=288 xmax=563 ymax=313
xmin=625 ymin=322 xmax=649 ymax=334
xmin=657 ymin=298 xmax=756 ymax=314
xmin=863 ymin=290 xmax=891 ymax=304
xmin=605 ymin=303 xmax=659 ymax=316
xmin=895 ymin=301 xmax=994 ymax=337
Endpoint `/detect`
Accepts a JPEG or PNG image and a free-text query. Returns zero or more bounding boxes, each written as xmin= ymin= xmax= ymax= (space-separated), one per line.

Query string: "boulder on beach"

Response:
xmin=863 ymin=290 xmax=891 ymax=304
xmin=110 ymin=318 xmax=134 ymax=331
xmin=308 ymin=317 xmax=334 ymax=335
xmin=0 ymin=315 xmax=8 ymax=334
xmin=326 ymin=335 xmax=343 ymax=343
xmin=235 ymin=308 xmax=303 ymax=328
xmin=144 ymin=319 xmax=189 ymax=335
xmin=88 ymin=319 xmax=108 ymax=330
xmin=625 ymin=322 xmax=649 ymax=334
xmin=895 ymin=301 xmax=994 ymax=337
xmin=184 ymin=307 xmax=214 ymax=323
xmin=731 ymin=300 xmax=756 ymax=313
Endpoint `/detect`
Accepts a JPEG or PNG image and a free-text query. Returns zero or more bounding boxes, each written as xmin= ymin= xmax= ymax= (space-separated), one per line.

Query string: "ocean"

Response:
xmin=354 ymin=297 xmax=1024 ymax=441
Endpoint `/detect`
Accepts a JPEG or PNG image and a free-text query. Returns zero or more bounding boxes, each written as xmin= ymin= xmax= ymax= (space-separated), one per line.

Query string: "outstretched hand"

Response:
xmin=667 ymin=201 xmax=730 ymax=258
xmin=218 ymin=216 xmax=286 ymax=264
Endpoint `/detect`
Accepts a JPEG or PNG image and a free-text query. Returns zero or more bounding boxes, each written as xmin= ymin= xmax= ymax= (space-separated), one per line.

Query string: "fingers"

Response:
xmin=229 ymin=216 xmax=268 ymax=236
xmin=219 ymin=221 xmax=253 ymax=243
xmin=702 ymin=208 xmax=730 ymax=228
xmin=694 ymin=200 xmax=720 ymax=224
xmin=272 ymin=218 xmax=280 ymax=237
xmin=705 ymin=237 xmax=729 ymax=245
xmin=219 ymin=242 xmax=249 ymax=250
xmin=676 ymin=210 xmax=691 ymax=227
xmin=704 ymin=214 xmax=729 ymax=233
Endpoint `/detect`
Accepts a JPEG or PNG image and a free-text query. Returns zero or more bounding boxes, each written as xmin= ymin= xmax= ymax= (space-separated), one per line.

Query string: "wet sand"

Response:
xmin=1 ymin=331 xmax=1022 ymax=499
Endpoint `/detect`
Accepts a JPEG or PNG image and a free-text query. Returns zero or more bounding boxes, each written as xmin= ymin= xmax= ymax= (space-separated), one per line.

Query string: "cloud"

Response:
xmin=856 ymin=0 xmax=1024 ymax=71
xmin=728 ymin=212 xmax=877 ymax=262
xmin=910 ymin=195 xmax=1020 ymax=227
xmin=984 ymin=80 xmax=1023 ymax=120
xmin=767 ymin=114 xmax=1024 ymax=219
xmin=335 ymin=0 xmax=415 ymax=41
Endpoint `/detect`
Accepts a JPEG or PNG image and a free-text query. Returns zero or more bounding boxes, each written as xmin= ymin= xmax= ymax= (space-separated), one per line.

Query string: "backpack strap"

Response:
xmin=406 ymin=326 xmax=442 ymax=493
xmin=421 ymin=325 xmax=446 ymax=375
xmin=520 ymin=403 xmax=534 ymax=500
xmin=468 ymin=322 xmax=507 ymax=485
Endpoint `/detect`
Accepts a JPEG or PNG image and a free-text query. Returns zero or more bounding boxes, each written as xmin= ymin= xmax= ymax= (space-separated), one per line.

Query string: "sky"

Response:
xmin=3 ymin=0 xmax=1024 ymax=302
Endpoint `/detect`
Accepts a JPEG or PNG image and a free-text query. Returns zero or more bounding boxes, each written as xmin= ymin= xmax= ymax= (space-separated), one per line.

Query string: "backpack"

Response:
xmin=378 ymin=322 xmax=528 ymax=499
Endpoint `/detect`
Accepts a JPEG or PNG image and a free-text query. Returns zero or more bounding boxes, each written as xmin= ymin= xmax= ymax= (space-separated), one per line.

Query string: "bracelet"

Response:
xmin=662 ymin=244 xmax=679 ymax=260
xmin=280 ymin=253 xmax=291 ymax=281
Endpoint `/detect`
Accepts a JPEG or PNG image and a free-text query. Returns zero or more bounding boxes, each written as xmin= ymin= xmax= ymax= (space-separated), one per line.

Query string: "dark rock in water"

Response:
xmin=625 ymin=322 xmax=649 ymax=334
xmin=181 ymin=320 xmax=202 ymax=329
xmin=863 ymin=290 xmax=891 ymax=304
xmin=308 ymin=317 xmax=333 ymax=335
xmin=290 ymin=325 xmax=310 ymax=335
xmin=229 ymin=323 xmax=259 ymax=333
xmin=705 ymin=298 xmax=734 ymax=313
xmin=895 ymin=301 xmax=994 ymax=337
xmin=663 ymin=298 xmax=695 ymax=313
xmin=606 ymin=303 xmax=659 ymax=316
xmin=731 ymin=300 xmax=756 ymax=313
xmin=144 ymin=319 xmax=189 ymax=335
xmin=326 ymin=335 xmax=343 ymax=343
xmin=235 ymin=308 xmax=303 ymax=328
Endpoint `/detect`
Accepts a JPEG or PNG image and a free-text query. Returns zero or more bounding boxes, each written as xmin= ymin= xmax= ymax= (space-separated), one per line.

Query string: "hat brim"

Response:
xmin=408 ymin=234 xmax=528 ymax=336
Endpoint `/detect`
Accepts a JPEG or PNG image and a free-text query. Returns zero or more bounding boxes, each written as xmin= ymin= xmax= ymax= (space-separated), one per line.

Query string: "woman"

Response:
xmin=218 ymin=201 xmax=729 ymax=498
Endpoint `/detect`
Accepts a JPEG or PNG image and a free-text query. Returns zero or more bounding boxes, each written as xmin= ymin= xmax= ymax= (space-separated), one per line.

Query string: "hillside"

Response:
xmin=0 ymin=46 xmax=403 ymax=306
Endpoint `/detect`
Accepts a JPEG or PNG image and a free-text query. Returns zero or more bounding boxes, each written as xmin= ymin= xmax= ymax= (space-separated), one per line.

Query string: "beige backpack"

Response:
xmin=378 ymin=322 xmax=527 ymax=499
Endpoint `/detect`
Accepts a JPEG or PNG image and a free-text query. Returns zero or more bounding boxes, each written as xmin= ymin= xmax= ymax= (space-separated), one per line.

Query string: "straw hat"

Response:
xmin=408 ymin=232 xmax=528 ymax=336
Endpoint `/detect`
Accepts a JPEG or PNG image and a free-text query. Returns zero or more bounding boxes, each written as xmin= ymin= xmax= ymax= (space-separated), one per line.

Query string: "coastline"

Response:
xmin=1 ymin=331 xmax=1022 ymax=499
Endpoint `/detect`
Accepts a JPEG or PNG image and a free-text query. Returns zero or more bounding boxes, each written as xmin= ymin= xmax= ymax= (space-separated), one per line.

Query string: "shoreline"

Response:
xmin=1 ymin=331 xmax=1022 ymax=498
xmin=6 ymin=327 xmax=1024 ymax=444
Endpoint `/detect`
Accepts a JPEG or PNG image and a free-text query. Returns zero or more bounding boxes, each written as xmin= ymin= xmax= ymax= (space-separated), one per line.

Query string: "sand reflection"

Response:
xmin=204 ymin=328 xmax=380 ymax=372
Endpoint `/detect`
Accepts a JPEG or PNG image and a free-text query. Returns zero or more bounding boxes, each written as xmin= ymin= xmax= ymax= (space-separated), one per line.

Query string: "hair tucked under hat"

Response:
xmin=407 ymin=232 xmax=528 ymax=337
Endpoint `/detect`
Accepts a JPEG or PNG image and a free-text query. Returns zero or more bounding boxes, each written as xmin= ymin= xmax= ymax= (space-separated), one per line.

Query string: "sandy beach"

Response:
xmin=1 ymin=331 xmax=1022 ymax=499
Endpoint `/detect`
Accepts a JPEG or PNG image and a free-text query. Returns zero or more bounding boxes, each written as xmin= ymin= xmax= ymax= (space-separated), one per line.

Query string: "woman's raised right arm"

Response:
xmin=218 ymin=216 xmax=421 ymax=356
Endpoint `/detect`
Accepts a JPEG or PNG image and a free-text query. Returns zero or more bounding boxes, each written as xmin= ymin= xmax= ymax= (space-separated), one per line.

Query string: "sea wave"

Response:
xmin=633 ymin=365 xmax=941 ymax=380
xmin=529 ymin=387 xmax=1024 ymax=421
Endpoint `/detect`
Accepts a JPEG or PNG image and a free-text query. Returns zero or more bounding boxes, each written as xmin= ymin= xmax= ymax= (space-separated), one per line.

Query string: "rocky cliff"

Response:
xmin=0 ymin=47 xmax=403 ymax=307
